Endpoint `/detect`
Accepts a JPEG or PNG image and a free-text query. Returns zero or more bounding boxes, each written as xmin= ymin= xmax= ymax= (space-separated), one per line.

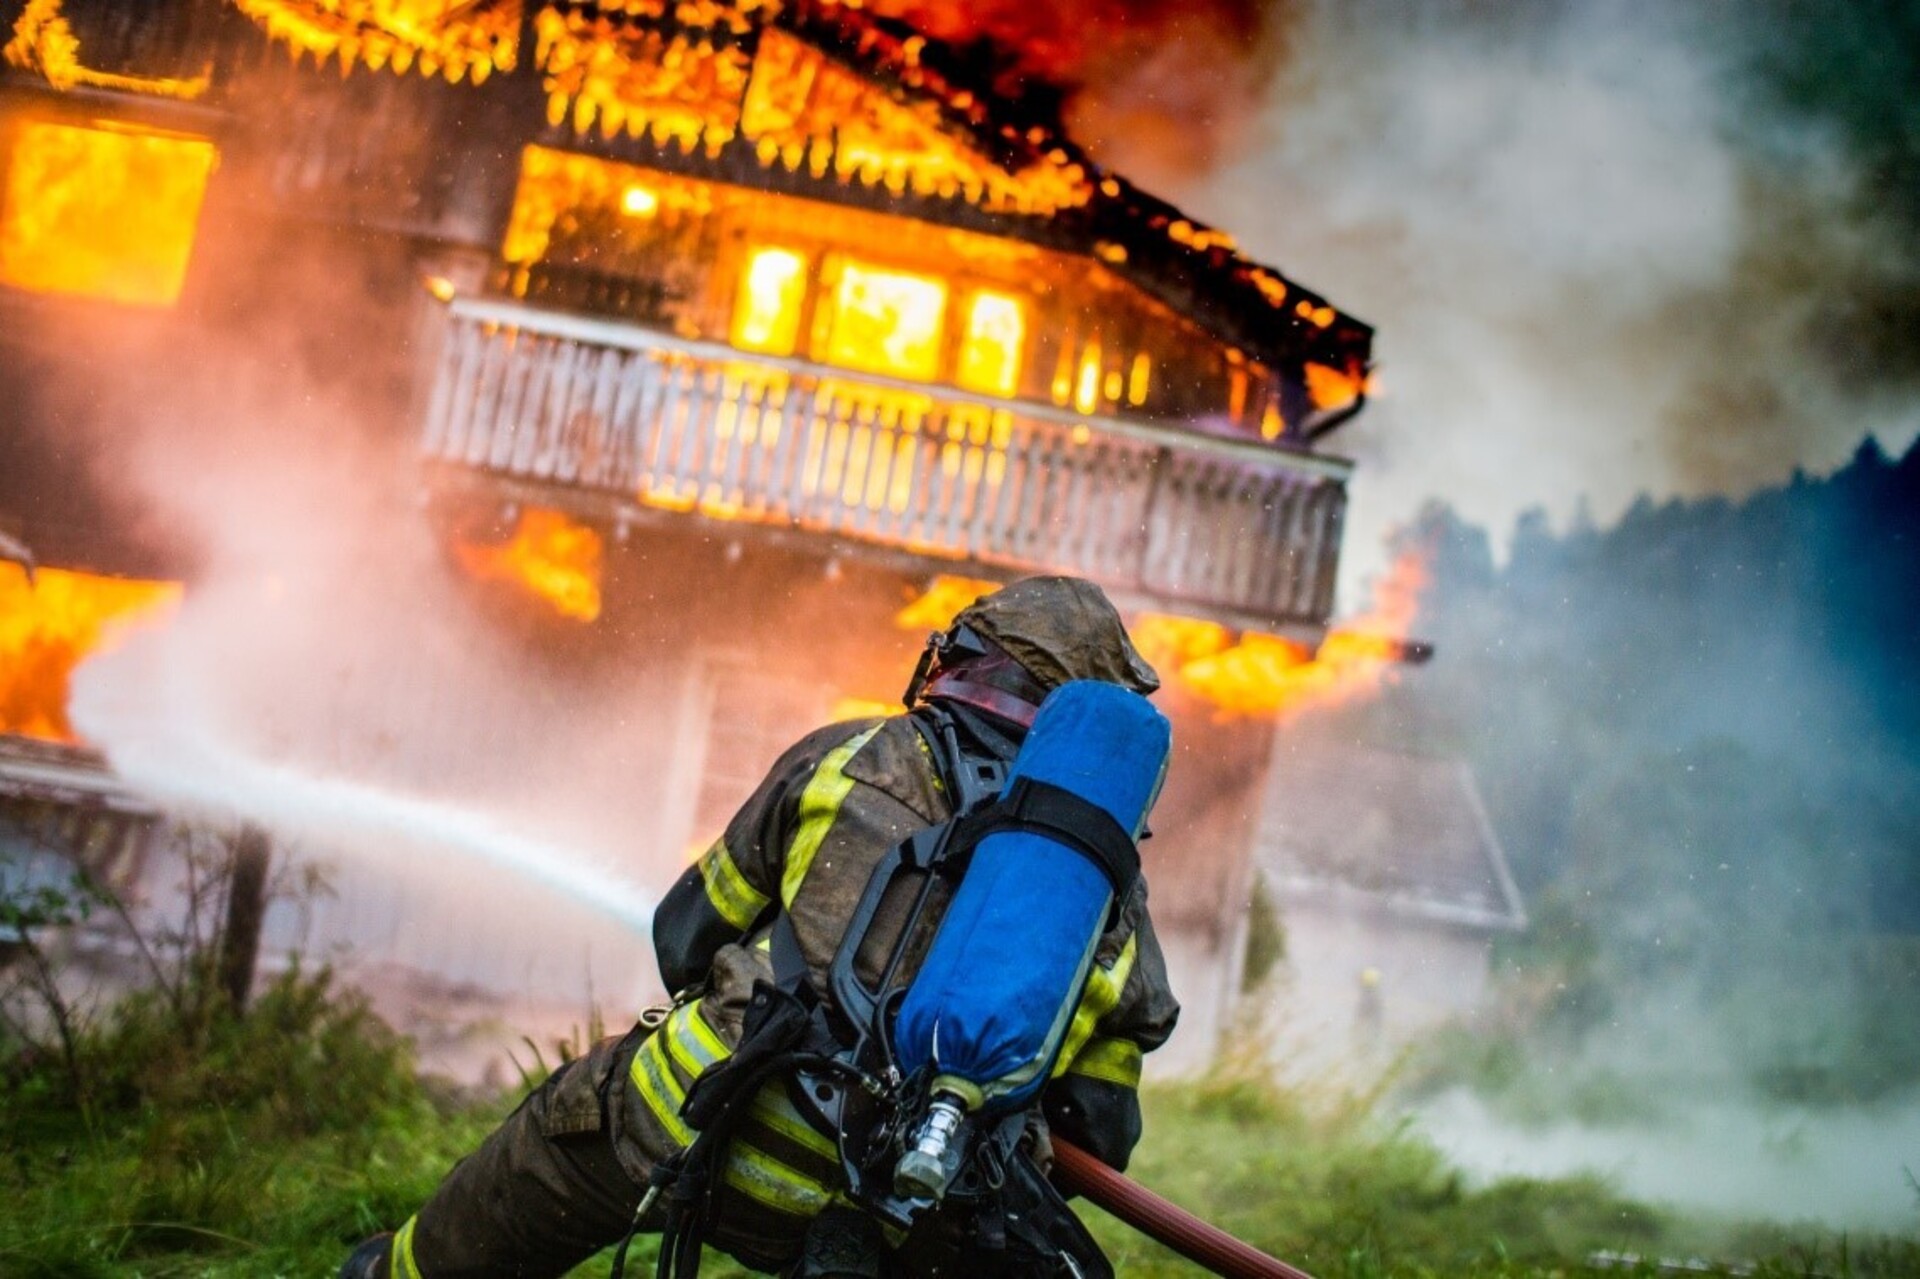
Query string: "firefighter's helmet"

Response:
xmin=904 ymin=576 xmax=1159 ymax=720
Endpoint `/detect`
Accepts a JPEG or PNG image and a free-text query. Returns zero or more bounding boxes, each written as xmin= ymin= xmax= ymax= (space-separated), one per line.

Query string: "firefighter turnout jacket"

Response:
xmin=637 ymin=703 xmax=1181 ymax=1269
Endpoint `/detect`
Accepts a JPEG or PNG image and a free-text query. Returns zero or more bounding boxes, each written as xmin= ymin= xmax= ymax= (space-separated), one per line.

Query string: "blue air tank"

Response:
xmin=893 ymin=680 xmax=1171 ymax=1115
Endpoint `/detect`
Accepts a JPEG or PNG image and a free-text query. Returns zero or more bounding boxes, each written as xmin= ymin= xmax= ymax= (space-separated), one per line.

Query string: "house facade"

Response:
xmin=1 ymin=0 xmax=1380 ymax=1073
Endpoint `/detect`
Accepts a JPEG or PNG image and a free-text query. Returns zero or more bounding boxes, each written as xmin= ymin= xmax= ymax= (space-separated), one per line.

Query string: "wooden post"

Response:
xmin=217 ymin=823 xmax=271 ymax=1013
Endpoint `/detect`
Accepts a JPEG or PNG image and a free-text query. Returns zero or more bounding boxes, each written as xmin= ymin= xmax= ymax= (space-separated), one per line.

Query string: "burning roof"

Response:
xmin=5 ymin=0 xmax=1371 ymax=382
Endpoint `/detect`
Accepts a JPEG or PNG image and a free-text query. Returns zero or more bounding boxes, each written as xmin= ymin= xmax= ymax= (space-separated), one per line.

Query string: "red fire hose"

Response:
xmin=1050 ymin=1137 xmax=1318 ymax=1279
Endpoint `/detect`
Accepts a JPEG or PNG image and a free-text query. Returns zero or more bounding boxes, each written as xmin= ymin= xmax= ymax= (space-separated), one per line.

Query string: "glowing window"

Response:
xmin=820 ymin=258 xmax=946 ymax=382
xmin=955 ymin=291 xmax=1025 ymax=398
xmin=1127 ymin=353 xmax=1151 ymax=406
xmin=0 ymin=119 xmax=215 ymax=307
xmin=731 ymin=247 xmax=808 ymax=356
xmin=1074 ymin=340 xmax=1103 ymax=415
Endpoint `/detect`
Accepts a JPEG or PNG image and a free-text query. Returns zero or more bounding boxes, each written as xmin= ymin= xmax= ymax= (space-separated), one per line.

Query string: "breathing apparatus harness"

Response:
xmin=616 ymin=632 xmax=1135 ymax=1279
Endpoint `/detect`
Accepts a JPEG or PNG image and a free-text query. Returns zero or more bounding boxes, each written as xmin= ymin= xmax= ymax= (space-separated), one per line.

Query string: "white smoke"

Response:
xmin=1415 ymin=1087 xmax=1920 ymax=1232
xmin=1144 ymin=0 xmax=1920 ymax=596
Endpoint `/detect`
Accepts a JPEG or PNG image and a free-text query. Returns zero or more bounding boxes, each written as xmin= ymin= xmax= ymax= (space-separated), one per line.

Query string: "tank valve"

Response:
xmin=893 ymin=1092 xmax=968 ymax=1201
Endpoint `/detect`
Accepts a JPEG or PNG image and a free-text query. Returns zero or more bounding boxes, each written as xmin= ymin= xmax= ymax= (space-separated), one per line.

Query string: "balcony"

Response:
xmin=421 ymin=298 xmax=1352 ymax=630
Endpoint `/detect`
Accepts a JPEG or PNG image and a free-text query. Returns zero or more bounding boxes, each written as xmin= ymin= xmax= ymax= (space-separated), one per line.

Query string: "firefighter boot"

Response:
xmin=337 ymin=1232 xmax=394 ymax=1279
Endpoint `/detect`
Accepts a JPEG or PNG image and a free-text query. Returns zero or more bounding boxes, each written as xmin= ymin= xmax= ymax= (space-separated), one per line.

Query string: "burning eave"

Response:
xmin=1 ymin=0 xmax=1372 ymax=392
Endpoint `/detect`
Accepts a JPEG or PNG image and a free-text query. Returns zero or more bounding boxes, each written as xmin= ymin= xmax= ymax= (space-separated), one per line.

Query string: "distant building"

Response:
xmin=1243 ymin=742 xmax=1527 ymax=1075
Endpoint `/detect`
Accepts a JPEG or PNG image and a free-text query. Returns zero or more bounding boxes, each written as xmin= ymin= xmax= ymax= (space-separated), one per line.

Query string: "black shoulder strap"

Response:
xmin=768 ymin=909 xmax=810 ymax=995
xmin=958 ymin=777 xmax=1141 ymax=902
xmin=909 ymin=701 xmax=1009 ymax=815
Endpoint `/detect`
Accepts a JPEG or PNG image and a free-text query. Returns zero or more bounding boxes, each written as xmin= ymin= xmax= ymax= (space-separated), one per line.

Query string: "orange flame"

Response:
xmin=871 ymin=561 xmax=1428 ymax=723
xmin=0 ymin=564 xmax=182 ymax=744
xmin=0 ymin=118 xmax=217 ymax=307
xmin=1304 ymin=362 xmax=1362 ymax=413
xmin=454 ymin=507 xmax=603 ymax=622
xmin=4 ymin=0 xmax=211 ymax=99
xmin=894 ymin=574 xmax=1000 ymax=632
xmin=828 ymin=696 xmax=900 ymax=722
xmin=233 ymin=0 xmax=520 ymax=84
xmin=1138 ymin=550 xmax=1430 ymax=721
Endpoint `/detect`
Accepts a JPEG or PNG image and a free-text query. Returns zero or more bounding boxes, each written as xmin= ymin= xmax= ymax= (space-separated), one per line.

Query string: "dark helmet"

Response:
xmin=904 ymin=576 xmax=1159 ymax=724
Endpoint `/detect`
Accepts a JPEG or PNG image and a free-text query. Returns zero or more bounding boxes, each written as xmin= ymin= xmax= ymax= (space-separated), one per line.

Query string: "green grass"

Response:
xmin=1096 ymin=1073 xmax=1920 ymax=1279
xmin=1 ymin=978 xmax=1914 ymax=1278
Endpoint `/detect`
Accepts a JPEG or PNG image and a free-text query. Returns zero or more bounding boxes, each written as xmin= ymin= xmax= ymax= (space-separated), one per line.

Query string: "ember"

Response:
xmin=454 ymin=507 xmax=603 ymax=622
xmin=0 ymin=118 xmax=216 ymax=307
xmin=0 ymin=564 xmax=182 ymax=743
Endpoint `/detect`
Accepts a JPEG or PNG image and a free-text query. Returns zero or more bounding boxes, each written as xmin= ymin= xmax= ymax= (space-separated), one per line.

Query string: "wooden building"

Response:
xmin=0 ymin=0 xmax=1378 ymax=1072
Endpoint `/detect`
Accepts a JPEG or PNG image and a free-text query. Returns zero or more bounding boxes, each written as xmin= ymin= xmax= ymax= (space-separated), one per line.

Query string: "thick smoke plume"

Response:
xmin=869 ymin=0 xmax=1298 ymax=183
xmin=1109 ymin=0 xmax=1920 ymax=590
xmin=1047 ymin=0 xmax=1920 ymax=1231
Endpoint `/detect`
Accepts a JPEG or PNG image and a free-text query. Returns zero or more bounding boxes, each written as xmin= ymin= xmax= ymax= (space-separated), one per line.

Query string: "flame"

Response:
xmin=739 ymin=30 xmax=1087 ymax=216
xmin=1131 ymin=613 xmax=1235 ymax=672
xmin=732 ymin=246 xmax=808 ymax=356
xmin=829 ymin=696 xmax=899 ymax=722
xmin=954 ymin=291 xmax=1025 ymax=398
xmin=821 ymin=258 xmax=948 ymax=382
xmin=879 ymin=563 xmax=1427 ymax=723
xmin=500 ymin=150 xmax=1170 ymax=414
xmin=1305 ymin=361 xmax=1370 ymax=413
xmin=0 ymin=119 xmax=217 ymax=307
xmin=1137 ymin=550 xmax=1431 ymax=720
xmin=233 ymin=0 xmax=520 ymax=84
xmin=895 ymin=575 xmax=1000 ymax=632
xmin=454 ymin=507 xmax=603 ymax=622
xmin=0 ymin=564 xmax=182 ymax=744
xmin=4 ymin=0 xmax=211 ymax=99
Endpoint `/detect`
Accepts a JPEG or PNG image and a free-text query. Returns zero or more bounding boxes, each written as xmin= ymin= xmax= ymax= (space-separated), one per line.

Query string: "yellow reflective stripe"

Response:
xmin=630 ymin=999 xmax=735 ymax=1146
xmin=1052 ymin=935 xmax=1138 ymax=1077
xmin=630 ymin=1031 xmax=695 ymax=1145
xmin=780 ymin=725 xmax=883 ymax=908
xmin=679 ymin=1001 xmax=729 ymax=1061
xmin=723 ymin=1141 xmax=835 ymax=1217
xmin=699 ymin=840 xmax=770 ymax=931
xmin=660 ymin=1003 xmax=727 ymax=1079
xmin=393 ymin=1215 xmax=424 ymax=1279
xmin=1065 ymin=1036 xmax=1143 ymax=1089
xmin=748 ymin=1083 xmax=838 ymax=1160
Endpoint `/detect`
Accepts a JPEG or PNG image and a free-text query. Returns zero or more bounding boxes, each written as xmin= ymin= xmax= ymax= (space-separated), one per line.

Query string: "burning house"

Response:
xmin=0 ymin=0 xmax=1408 ymax=1072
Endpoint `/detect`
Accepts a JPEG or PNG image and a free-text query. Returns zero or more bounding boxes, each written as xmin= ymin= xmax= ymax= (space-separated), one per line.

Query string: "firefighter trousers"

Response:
xmin=391 ymin=1027 xmax=660 ymax=1278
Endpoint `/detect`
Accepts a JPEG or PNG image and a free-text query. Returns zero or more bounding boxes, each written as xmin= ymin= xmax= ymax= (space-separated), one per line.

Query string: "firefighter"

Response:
xmin=342 ymin=574 xmax=1180 ymax=1279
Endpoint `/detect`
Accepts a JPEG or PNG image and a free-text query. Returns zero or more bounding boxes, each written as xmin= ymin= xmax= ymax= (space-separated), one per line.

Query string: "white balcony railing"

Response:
xmin=422 ymin=299 xmax=1351 ymax=627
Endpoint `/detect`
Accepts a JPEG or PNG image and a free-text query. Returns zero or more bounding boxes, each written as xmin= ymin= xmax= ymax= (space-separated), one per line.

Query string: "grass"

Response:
xmin=1 ymin=976 xmax=1915 ymax=1278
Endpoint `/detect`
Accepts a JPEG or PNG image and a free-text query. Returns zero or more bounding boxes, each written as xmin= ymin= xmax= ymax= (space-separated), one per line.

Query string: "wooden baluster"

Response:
xmin=495 ymin=332 xmax=545 ymax=475
xmin=643 ymin=357 xmax=685 ymax=502
xmin=604 ymin=350 xmax=650 ymax=491
xmin=466 ymin=327 xmax=513 ymax=469
xmin=420 ymin=313 xmax=465 ymax=458
xmin=436 ymin=318 xmax=484 ymax=462
xmin=769 ymin=376 xmax=810 ymax=521
xmin=531 ymin=338 xmax=583 ymax=480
